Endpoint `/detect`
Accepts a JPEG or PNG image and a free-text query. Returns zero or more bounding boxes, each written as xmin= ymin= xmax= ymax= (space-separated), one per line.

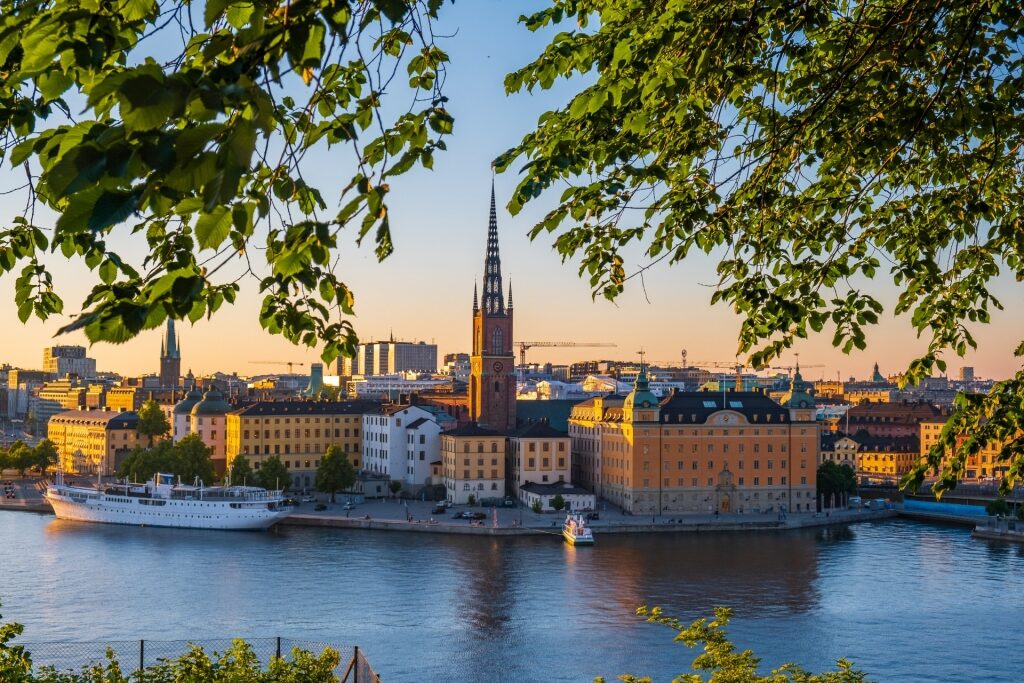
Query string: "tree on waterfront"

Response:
xmin=986 ymin=498 xmax=1010 ymax=517
xmin=496 ymin=1 xmax=1024 ymax=498
xmin=174 ymin=434 xmax=215 ymax=485
xmin=31 ymin=440 xmax=59 ymax=476
xmin=817 ymin=462 xmax=857 ymax=502
xmin=228 ymin=455 xmax=253 ymax=487
xmin=388 ymin=480 xmax=403 ymax=498
xmin=7 ymin=442 xmax=35 ymax=477
xmin=256 ymin=456 xmax=292 ymax=493
xmin=118 ymin=441 xmax=177 ymax=483
xmin=136 ymin=400 xmax=170 ymax=448
xmin=550 ymin=494 xmax=566 ymax=512
xmin=315 ymin=446 xmax=356 ymax=503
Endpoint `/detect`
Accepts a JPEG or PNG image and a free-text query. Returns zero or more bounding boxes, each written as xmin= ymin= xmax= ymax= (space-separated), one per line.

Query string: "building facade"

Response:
xmin=441 ymin=424 xmax=506 ymax=504
xmin=225 ymin=400 xmax=378 ymax=490
xmin=43 ymin=345 xmax=97 ymax=378
xmin=47 ymin=409 xmax=139 ymax=475
xmin=568 ymin=367 xmax=818 ymax=515
xmin=468 ymin=183 xmax=516 ymax=433
xmin=362 ymin=404 xmax=453 ymax=490
xmin=509 ymin=421 xmax=571 ymax=495
xmin=339 ymin=340 xmax=439 ymax=376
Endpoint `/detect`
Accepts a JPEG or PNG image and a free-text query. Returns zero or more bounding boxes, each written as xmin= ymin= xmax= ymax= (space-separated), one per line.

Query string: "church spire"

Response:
xmin=473 ymin=281 xmax=479 ymax=312
xmin=481 ymin=178 xmax=505 ymax=315
xmin=507 ymin=278 xmax=513 ymax=309
xmin=163 ymin=318 xmax=179 ymax=360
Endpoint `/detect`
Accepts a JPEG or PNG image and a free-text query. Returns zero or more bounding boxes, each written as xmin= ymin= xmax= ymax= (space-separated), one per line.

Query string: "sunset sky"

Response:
xmin=0 ymin=1 xmax=1021 ymax=381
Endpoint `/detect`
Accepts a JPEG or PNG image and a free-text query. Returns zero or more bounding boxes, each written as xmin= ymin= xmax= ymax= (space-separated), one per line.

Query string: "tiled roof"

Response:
xmin=230 ymin=400 xmax=381 ymax=417
xmin=442 ymin=423 xmax=504 ymax=437
xmin=513 ymin=421 xmax=567 ymax=439
xmin=48 ymin=410 xmax=139 ymax=428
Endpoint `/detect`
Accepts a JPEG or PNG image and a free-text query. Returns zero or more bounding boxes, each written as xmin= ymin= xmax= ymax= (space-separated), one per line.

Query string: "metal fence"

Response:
xmin=13 ymin=637 xmax=380 ymax=682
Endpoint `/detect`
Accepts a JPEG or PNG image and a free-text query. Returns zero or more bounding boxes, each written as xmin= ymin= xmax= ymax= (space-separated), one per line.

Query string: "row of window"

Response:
xmin=241 ymin=428 xmax=359 ymax=439
xmin=239 ymin=442 xmax=355 ymax=455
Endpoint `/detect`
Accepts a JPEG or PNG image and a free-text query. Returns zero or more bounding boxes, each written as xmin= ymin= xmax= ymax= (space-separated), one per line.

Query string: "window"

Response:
xmin=492 ymin=327 xmax=503 ymax=353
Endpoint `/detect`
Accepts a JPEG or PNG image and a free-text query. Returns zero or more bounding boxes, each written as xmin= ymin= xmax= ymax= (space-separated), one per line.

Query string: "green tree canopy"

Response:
xmin=118 ymin=441 xmax=177 ymax=483
xmin=0 ymin=0 xmax=450 ymax=365
xmin=7 ymin=442 xmax=34 ymax=477
xmin=256 ymin=455 xmax=291 ymax=492
xmin=31 ymin=439 xmax=59 ymax=475
xmin=817 ymin=461 xmax=857 ymax=501
xmin=228 ymin=454 xmax=254 ymax=486
xmin=174 ymin=434 xmax=216 ymax=484
xmin=550 ymin=493 xmax=566 ymax=511
xmin=497 ymin=1 xmax=1024 ymax=498
xmin=388 ymin=479 xmax=402 ymax=497
xmin=315 ymin=445 xmax=355 ymax=503
xmin=136 ymin=399 xmax=171 ymax=447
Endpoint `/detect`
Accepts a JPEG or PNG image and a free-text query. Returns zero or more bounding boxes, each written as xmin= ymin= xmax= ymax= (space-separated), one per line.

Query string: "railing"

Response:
xmin=13 ymin=637 xmax=380 ymax=682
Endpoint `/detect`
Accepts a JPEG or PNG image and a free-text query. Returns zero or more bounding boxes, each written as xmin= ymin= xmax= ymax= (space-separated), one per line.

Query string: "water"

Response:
xmin=1 ymin=512 xmax=1022 ymax=682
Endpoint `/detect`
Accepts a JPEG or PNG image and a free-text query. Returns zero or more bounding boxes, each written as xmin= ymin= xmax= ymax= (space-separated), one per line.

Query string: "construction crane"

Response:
xmin=690 ymin=360 xmax=760 ymax=392
xmin=517 ymin=341 xmax=617 ymax=382
xmin=249 ymin=360 xmax=306 ymax=374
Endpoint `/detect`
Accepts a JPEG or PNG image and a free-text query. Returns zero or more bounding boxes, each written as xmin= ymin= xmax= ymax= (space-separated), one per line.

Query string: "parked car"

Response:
xmin=502 ymin=497 xmax=515 ymax=507
xmin=432 ymin=504 xmax=447 ymax=514
xmin=452 ymin=511 xmax=467 ymax=519
xmin=847 ymin=496 xmax=863 ymax=509
xmin=301 ymin=496 xmax=315 ymax=503
xmin=586 ymin=511 xmax=600 ymax=521
xmin=313 ymin=503 xmax=327 ymax=511
xmin=342 ymin=502 xmax=356 ymax=510
xmin=470 ymin=511 xmax=487 ymax=520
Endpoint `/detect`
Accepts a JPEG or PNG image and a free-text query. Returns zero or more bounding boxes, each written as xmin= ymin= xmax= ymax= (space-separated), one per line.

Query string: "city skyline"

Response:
xmin=0 ymin=1 xmax=1021 ymax=380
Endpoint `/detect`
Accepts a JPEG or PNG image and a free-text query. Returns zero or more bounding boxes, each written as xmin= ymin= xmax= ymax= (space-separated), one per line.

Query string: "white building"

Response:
xmin=43 ymin=345 xmax=97 ymax=379
xmin=171 ymin=387 xmax=203 ymax=441
xmin=340 ymin=341 xmax=438 ymax=376
xmin=350 ymin=373 xmax=451 ymax=398
xmin=362 ymin=405 xmax=455 ymax=491
xmin=519 ymin=481 xmax=596 ymax=512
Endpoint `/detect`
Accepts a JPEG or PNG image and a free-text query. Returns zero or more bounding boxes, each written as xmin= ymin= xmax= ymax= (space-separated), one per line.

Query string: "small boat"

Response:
xmin=45 ymin=471 xmax=292 ymax=531
xmin=562 ymin=512 xmax=594 ymax=546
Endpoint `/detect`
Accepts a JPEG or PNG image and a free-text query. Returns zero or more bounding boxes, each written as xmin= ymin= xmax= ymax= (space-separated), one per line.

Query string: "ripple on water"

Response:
xmin=2 ymin=514 xmax=1023 ymax=682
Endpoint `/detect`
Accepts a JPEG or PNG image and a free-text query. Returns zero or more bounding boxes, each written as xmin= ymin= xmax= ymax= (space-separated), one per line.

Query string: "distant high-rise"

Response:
xmin=159 ymin=319 xmax=181 ymax=387
xmin=338 ymin=340 xmax=438 ymax=376
xmin=959 ymin=366 xmax=975 ymax=383
xmin=469 ymin=180 xmax=516 ymax=432
xmin=42 ymin=345 xmax=96 ymax=378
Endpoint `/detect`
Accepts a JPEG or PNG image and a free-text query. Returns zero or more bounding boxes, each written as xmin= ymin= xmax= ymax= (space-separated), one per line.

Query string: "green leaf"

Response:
xmin=118 ymin=72 xmax=178 ymax=132
xmin=194 ymin=206 xmax=232 ymax=250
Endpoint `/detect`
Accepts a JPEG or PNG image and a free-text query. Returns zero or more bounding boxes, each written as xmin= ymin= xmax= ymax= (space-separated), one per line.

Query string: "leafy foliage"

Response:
xmin=388 ymin=479 xmax=402 ymax=497
xmin=498 ymin=0 xmax=1024 ymax=498
xmin=255 ymin=455 xmax=291 ymax=492
xmin=136 ymin=399 xmax=170 ymax=447
xmin=986 ymin=498 xmax=1010 ymax=517
xmin=550 ymin=493 xmax=565 ymax=511
xmin=817 ymin=462 xmax=857 ymax=501
xmin=117 ymin=435 xmax=214 ymax=484
xmin=600 ymin=606 xmax=869 ymax=683
xmin=315 ymin=444 xmax=355 ymax=502
xmin=0 ymin=0 xmax=452 ymax=366
xmin=228 ymin=453 xmax=254 ymax=485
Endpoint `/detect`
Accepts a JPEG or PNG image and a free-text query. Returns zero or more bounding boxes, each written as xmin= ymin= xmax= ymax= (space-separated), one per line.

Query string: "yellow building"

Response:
xmin=47 ymin=409 xmax=139 ymax=475
xmin=569 ymin=367 xmax=818 ymax=515
xmin=510 ymin=421 xmax=570 ymax=493
xmin=225 ymin=401 xmax=378 ymax=490
xmin=819 ymin=434 xmax=858 ymax=468
xmin=920 ymin=419 xmax=1013 ymax=481
xmin=854 ymin=436 xmax=919 ymax=483
xmin=441 ymin=424 xmax=506 ymax=504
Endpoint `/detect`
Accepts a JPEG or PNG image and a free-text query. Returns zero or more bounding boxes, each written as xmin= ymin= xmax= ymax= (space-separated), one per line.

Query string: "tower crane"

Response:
xmin=248 ymin=360 xmax=306 ymax=374
xmin=690 ymin=360 xmax=761 ymax=392
xmin=516 ymin=341 xmax=617 ymax=382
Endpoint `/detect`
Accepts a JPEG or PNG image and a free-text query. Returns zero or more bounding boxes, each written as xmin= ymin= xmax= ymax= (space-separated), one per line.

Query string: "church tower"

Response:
xmin=469 ymin=181 xmax=516 ymax=432
xmin=159 ymin=318 xmax=181 ymax=387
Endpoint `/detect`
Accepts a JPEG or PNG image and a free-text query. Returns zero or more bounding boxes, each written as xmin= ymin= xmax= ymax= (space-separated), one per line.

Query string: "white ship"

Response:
xmin=45 ymin=472 xmax=292 ymax=531
xmin=562 ymin=512 xmax=594 ymax=546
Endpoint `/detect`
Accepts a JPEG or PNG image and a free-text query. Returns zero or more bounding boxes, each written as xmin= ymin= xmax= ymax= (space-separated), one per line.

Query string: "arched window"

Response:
xmin=492 ymin=327 xmax=503 ymax=354
xmin=494 ymin=380 xmax=500 ymax=394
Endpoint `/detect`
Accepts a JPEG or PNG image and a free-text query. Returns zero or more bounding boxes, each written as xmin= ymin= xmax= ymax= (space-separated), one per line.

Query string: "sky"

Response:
xmin=0 ymin=1 xmax=1021 ymax=381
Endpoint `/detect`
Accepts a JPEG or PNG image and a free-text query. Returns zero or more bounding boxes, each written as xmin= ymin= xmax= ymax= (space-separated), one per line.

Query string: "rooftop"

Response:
xmin=231 ymin=400 xmax=382 ymax=417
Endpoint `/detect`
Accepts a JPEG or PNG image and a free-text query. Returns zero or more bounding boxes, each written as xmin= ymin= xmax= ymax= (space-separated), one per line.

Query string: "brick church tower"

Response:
xmin=469 ymin=181 xmax=516 ymax=432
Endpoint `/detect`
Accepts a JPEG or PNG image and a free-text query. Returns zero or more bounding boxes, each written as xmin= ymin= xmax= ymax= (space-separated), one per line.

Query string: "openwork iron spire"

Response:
xmin=481 ymin=179 xmax=505 ymax=315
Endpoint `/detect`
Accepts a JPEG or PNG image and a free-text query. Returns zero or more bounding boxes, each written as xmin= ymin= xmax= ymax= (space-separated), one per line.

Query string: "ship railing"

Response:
xmin=13 ymin=637 xmax=380 ymax=682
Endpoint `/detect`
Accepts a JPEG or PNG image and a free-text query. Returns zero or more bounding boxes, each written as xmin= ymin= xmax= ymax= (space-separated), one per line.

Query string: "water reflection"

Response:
xmin=2 ymin=514 xmax=1023 ymax=683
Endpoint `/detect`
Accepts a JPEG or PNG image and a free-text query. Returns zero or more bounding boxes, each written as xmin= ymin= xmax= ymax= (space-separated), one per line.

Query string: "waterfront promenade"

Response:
xmin=0 ymin=476 xmax=893 ymax=535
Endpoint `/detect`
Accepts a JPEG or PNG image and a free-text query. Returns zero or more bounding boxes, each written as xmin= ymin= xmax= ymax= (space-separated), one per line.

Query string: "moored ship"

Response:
xmin=45 ymin=472 xmax=292 ymax=531
xmin=563 ymin=512 xmax=594 ymax=546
